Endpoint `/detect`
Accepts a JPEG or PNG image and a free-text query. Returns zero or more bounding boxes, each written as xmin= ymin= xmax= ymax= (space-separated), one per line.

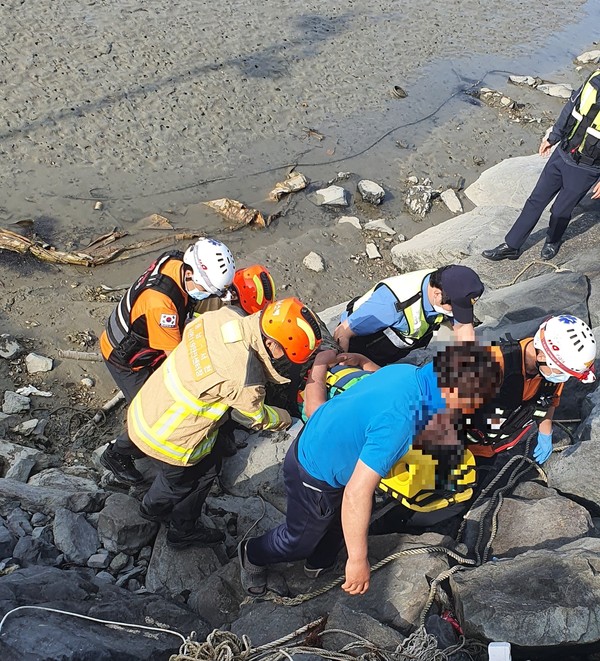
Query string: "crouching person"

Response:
xmin=238 ymin=343 xmax=501 ymax=596
xmin=121 ymin=298 xmax=322 ymax=549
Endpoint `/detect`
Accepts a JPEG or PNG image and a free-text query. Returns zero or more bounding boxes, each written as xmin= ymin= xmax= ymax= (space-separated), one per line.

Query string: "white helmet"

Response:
xmin=534 ymin=315 xmax=597 ymax=383
xmin=183 ymin=238 xmax=235 ymax=296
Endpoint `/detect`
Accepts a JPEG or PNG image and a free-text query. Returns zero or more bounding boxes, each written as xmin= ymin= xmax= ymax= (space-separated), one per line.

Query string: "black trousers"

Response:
xmin=142 ymin=450 xmax=222 ymax=531
xmin=505 ymin=148 xmax=599 ymax=249
xmin=348 ymin=330 xmax=432 ymax=367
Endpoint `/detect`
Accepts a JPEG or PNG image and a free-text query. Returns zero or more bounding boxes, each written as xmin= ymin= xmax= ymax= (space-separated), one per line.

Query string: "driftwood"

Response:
xmin=57 ymin=350 xmax=102 ymax=362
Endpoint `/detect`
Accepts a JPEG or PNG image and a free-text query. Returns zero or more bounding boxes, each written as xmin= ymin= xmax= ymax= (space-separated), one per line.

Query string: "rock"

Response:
xmin=508 ymin=74 xmax=539 ymax=87
xmin=25 ymin=352 xmax=53 ymax=374
xmin=0 ymin=439 xmax=43 ymax=482
xmin=146 ymin=527 xmax=221 ymax=596
xmin=6 ymin=507 xmax=33 ymax=537
xmin=230 ymin=601 xmax=315 ymax=647
xmin=97 ymin=493 xmax=159 ymax=554
xmin=440 ymin=189 xmax=463 ymax=214
xmin=187 ymin=563 xmax=241 ymax=628
xmin=28 ymin=467 xmax=100 ymax=492
xmin=0 ymin=523 xmax=17 ymax=557
xmin=576 ymin=49 xmax=600 ymax=64
xmin=366 ymin=242 xmax=382 ymax=259
xmin=207 ymin=494 xmax=285 ymax=539
xmin=451 ymin=538 xmax=600 ymax=647
xmin=363 ymin=218 xmax=395 ymax=235
xmin=303 ymin=251 xmax=326 ymax=273
xmin=407 ymin=175 xmax=419 ymax=184
xmin=0 ymin=334 xmax=22 ymax=359
xmin=80 ymin=377 xmax=95 ymax=388
xmin=323 ymin=602 xmax=405 ymax=652
xmin=138 ymin=545 xmax=152 ymax=562
xmin=0 ymin=478 xmax=106 ymax=515
xmin=2 ymin=391 xmax=30 ymax=414
xmin=115 ymin=565 xmax=145 ymax=588
xmin=546 ymin=439 xmax=600 ymax=511
xmin=11 ymin=419 xmax=39 ymax=437
xmin=310 ymin=185 xmax=349 ymax=207
xmin=0 ymin=566 xmax=206 ymax=659
xmin=536 ymin=83 xmax=573 ymax=99
xmin=405 ymin=181 xmax=434 ymax=218
xmin=31 ymin=524 xmax=54 ymax=543
xmin=110 ymin=551 xmax=131 ymax=573
xmin=87 ymin=550 xmax=110 ymax=569
xmin=94 ymin=570 xmax=115 ymax=584
xmin=53 ymin=508 xmax=99 ymax=565
xmin=30 ymin=512 xmax=50 ymax=526
xmin=338 ymin=215 xmax=361 ymax=229
xmin=357 ymin=180 xmax=385 ymax=205
xmin=12 ymin=535 xmax=63 ymax=567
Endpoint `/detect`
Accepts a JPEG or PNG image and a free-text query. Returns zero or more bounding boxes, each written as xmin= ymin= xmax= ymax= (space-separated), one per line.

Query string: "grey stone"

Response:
xmin=6 ymin=507 xmax=32 ymax=537
xmin=207 ymin=494 xmax=285 ymax=539
xmin=547 ymin=439 xmax=600 ymax=511
xmin=110 ymin=551 xmax=131 ymax=573
xmin=338 ymin=215 xmax=361 ymax=229
xmin=357 ymin=179 xmax=385 ymax=205
xmin=115 ymin=565 xmax=145 ymax=588
xmin=323 ymin=603 xmax=405 ymax=653
xmin=25 ymin=352 xmax=53 ymax=374
xmin=363 ymin=218 xmax=395 ymax=235
xmin=303 ymin=251 xmax=326 ymax=273
xmin=127 ymin=578 xmax=141 ymax=592
xmin=138 ymin=545 xmax=152 ymax=562
xmin=0 ymin=439 xmax=43 ymax=482
xmin=145 ymin=527 xmax=221 ymax=596
xmin=187 ymin=562 xmax=244 ymax=628
xmin=28 ymin=467 xmax=100 ymax=492
xmin=577 ymin=49 xmax=600 ymax=64
xmin=0 ymin=566 xmax=206 ymax=659
xmin=87 ymin=550 xmax=110 ymax=569
xmin=310 ymin=185 xmax=349 ymax=207
xmin=0 ymin=523 xmax=16 ymax=557
xmin=80 ymin=377 xmax=95 ymax=388
xmin=53 ymin=507 xmax=99 ymax=565
xmin=405 ymin=181 xmax=434 ymax=218
xmin=31 ymin=525 xmax=54 ymax=544
xmin=0 ymin=478 xmax=106 ymax=514
xmin=0 ymin=334 xmax=22 ymax=360
xmin=11 ymin=419 xmax=39 ymax=437
xmin=537 ymin=83 xmax=573 ymax=99
xmin=30 ymin=512 xmax=49 ymax=526
xmin=231 ymin=601 xmax=315 ymax=648
xmin=365 ymin=242 xmax=382 ymax=259
xmin=440 ymin=189 xmax=463 ymax=214
xmin=12 ymin=536 xmax=63 ymax=567
xmin=508 ymin=74 xmax=538 ymax=87
xmin=451 ymin=540 xmax=600 ymax=646
xmin=97 ymin=493 xmax=159 ymax=554
xmin=93 ymin=570 xmax=116 ymax=584
xmin=2 ymin=392 xmax=30 ymax=414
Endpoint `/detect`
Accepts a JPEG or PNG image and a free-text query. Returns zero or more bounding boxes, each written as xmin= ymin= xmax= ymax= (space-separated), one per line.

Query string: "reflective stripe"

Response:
xmin=587 ymin=126 xmax=600 ymax=139
xmin=571 ymin=108 xmax=583 ymax=122
xmin=383 ymin=327 xmax=412 ymax=348
xmin=252 ymin=274 xmax=264 ymax=306
xmin=130 ymin=397 xmax=218 ymax=464
xmin=236 ymin=404 xmax=283 ymax=428
xmin=297 ymin=317 xmax=317 ymax=351
xmin=164 ymin=360 xmax=227 ymax=420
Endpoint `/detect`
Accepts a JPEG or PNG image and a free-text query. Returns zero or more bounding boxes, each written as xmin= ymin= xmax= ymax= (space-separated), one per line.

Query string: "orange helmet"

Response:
xmin=260 ymin=297 xmax=322 ymax=364
xmin=232 ymin=265 xmax=276 ymax=315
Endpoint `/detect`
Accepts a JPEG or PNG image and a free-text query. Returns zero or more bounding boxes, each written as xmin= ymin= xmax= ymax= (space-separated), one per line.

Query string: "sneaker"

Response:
xmin=481 ymin=243 xmax=520 ymax=261
xmin=100 ymin=444 xmax=145 ymax=485
xmin=166 ymin=524 xmax=225 ymax=549
xmin=540 ymin=240 xmax=561 ymax=260
xmin=303 ymin=563 xmax=335 ymax=579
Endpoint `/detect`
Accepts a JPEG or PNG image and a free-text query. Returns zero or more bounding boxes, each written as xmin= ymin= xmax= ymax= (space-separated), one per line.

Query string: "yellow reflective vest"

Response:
xmin=127 ymin=306 xmax=291 ymax=466
xmin=562 ymin=70 xmax=600 ymax=167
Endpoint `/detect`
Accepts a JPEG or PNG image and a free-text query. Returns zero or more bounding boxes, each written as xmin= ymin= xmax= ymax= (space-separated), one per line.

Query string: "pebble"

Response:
xmin=366 ymin=242 xmax=382 ymax=259
xmin=363 ymin=218 xmax=395 ymax=235
xmin=25 ymin=352 xmax=53 ymax=374
xmin=576 ymin=49 xmax=600 ymax=64
xmin=303 ymin=252 xmax=326 ymax=273
xmin=109 ymin=552 xmax=131 ymax=573
xmin=80 ymin=377 xmax=95 ymax=388
xmin=440 ymin=189 xmax=463 ymax=214
xmin=357 ymin=180 xmax=385 ymax=205
xmin=407 ymin=175 xmax=419 ymax=184
xmin=338 ymin=215 xmax=361 ymax=230
xmin=0 ymin=334 xmax=22 ymax=360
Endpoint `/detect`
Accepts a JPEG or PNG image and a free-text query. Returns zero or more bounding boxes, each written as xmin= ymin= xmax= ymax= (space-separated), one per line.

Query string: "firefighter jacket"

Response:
xmin=127 ymin=306 xmax=292 ymax=466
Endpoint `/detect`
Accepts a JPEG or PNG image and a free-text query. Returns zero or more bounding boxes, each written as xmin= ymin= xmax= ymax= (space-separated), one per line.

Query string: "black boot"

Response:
xmin=100 ymin=443 xmax=145 ymax=485
xmin=481 ymin=242 xmax=520 ymax=261
xmin=166 ymin=522 xmax=225 ymax=549
xmin=540 ymin=240 xmax=561 ymax=260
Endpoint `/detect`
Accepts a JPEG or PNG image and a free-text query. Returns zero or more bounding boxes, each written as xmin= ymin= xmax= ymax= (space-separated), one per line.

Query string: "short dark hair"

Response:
xmin=433 ymin=343 xmax=501 ymax=405
xmin=429 ymin=267 xmax=446 ymax=293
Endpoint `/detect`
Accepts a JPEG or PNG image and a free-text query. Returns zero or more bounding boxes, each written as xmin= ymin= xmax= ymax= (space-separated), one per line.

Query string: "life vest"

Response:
xmin=105 ymin=251 xmax=188 ymax=370
xmin=561 ymin=70 xmax=600 ymax=167
xmin=348 ymin=270 xmax=445 ymax=348
xmin=379 ymin=448 xmax=477 ymax=513
xmin=465 ymin=338 xmax=558 ymax=454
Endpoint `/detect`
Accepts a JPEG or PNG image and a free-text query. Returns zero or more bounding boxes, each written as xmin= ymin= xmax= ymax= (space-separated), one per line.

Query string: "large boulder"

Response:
xmin=12 ymin=536 xmax=63 ymax=567
xmin=53 ymin=508 xmax=99 ymax=565
xmin=207 ymin=494 xmax=285 ymax=539
xmin=0 ymin=566 xmax=206 ymax=660
xmin=451 ymin=538 xmax=600 ymax=647
xmin=0 ymin=478 xmax=106 ymax=515
xmin=28 ymin=467 xmax=100 ymax=492
xmin=97 ymin=493 xmax=158 ymax=554
xmin=546 ymin=439 xmax=600 ymax=512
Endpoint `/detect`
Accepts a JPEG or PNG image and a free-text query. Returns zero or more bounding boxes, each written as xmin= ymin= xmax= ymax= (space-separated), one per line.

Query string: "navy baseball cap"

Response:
xmin=440 ymin=265 xmax=484 ymax=324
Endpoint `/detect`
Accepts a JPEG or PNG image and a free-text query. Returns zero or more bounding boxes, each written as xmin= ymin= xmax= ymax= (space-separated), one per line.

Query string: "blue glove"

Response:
xmin=534 ymin=431 xmax=553 ymax=464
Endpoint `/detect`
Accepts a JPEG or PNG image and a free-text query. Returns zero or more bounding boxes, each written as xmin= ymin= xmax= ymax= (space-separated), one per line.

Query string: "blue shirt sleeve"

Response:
xmin=346 ymin=286 xmax=409 ymax=335
xmin=357 ymin=413 xmax=412 ymax=478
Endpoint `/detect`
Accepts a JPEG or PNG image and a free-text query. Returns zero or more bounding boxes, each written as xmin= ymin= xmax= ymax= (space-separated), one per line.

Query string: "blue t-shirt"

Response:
xmin=341 ymin=275 xmax=447 ymax=335
xmin=297 ymin=361 xmax=446 ymax=488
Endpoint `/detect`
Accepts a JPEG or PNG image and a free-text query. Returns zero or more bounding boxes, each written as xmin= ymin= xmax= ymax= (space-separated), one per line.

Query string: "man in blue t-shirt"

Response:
xmin=239 ymin=344 xmax=501 ymax=597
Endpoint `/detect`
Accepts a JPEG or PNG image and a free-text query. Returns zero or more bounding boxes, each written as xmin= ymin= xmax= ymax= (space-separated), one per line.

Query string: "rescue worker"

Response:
xmin=483 ymin=69 xmax=600 ymax=262
xmin=100 ymin=238 xmax=235 ymax=484
xmin=466 ymin=314 xmax=597 ymax=464
xmin=333 ymin=265 xmax=484 ymax=366
xmin=239 ymin=343 xmax=501 ymax=596
xmin=124 ymin=297 xmax=322 ymax=548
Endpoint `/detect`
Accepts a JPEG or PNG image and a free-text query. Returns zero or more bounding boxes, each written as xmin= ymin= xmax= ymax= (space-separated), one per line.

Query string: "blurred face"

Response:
xmin=443 ymin=387 xmax=485 ymax=414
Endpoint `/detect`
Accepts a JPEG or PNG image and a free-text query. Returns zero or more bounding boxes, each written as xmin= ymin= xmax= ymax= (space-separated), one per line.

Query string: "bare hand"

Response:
xmin=539 ymin=138 xmax=552 ymax=158
xmin=342 ymin=557 xmax=371 ymax=595
xmin=335 ymin=352 xmax=365 ymax=367
xmin=592 ymin=181 xmax=600 ymax=200
xmin=312 ymin=348 xmax=339 ymax=367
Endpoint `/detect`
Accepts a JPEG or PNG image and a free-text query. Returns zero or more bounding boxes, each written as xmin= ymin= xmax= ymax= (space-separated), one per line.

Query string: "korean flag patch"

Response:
xmin=159 ymin=313 xmax=178 ymax=328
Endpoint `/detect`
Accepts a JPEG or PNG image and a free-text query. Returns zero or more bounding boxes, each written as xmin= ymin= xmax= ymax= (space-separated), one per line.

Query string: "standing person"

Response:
xmin=100 ymin=238 xmax=235 ymax=484
xmin=238 ymin=344 xmax=501 ymax=596
xmin=465 ymin=315 xmax=597 ymax=463
xmin=483 ymin=70 xmax=600 ymax=262
xmin=123 ymin=298 xmax=322 ymax=548
xmin=333 ymin=265 xmax=484 ymax=366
